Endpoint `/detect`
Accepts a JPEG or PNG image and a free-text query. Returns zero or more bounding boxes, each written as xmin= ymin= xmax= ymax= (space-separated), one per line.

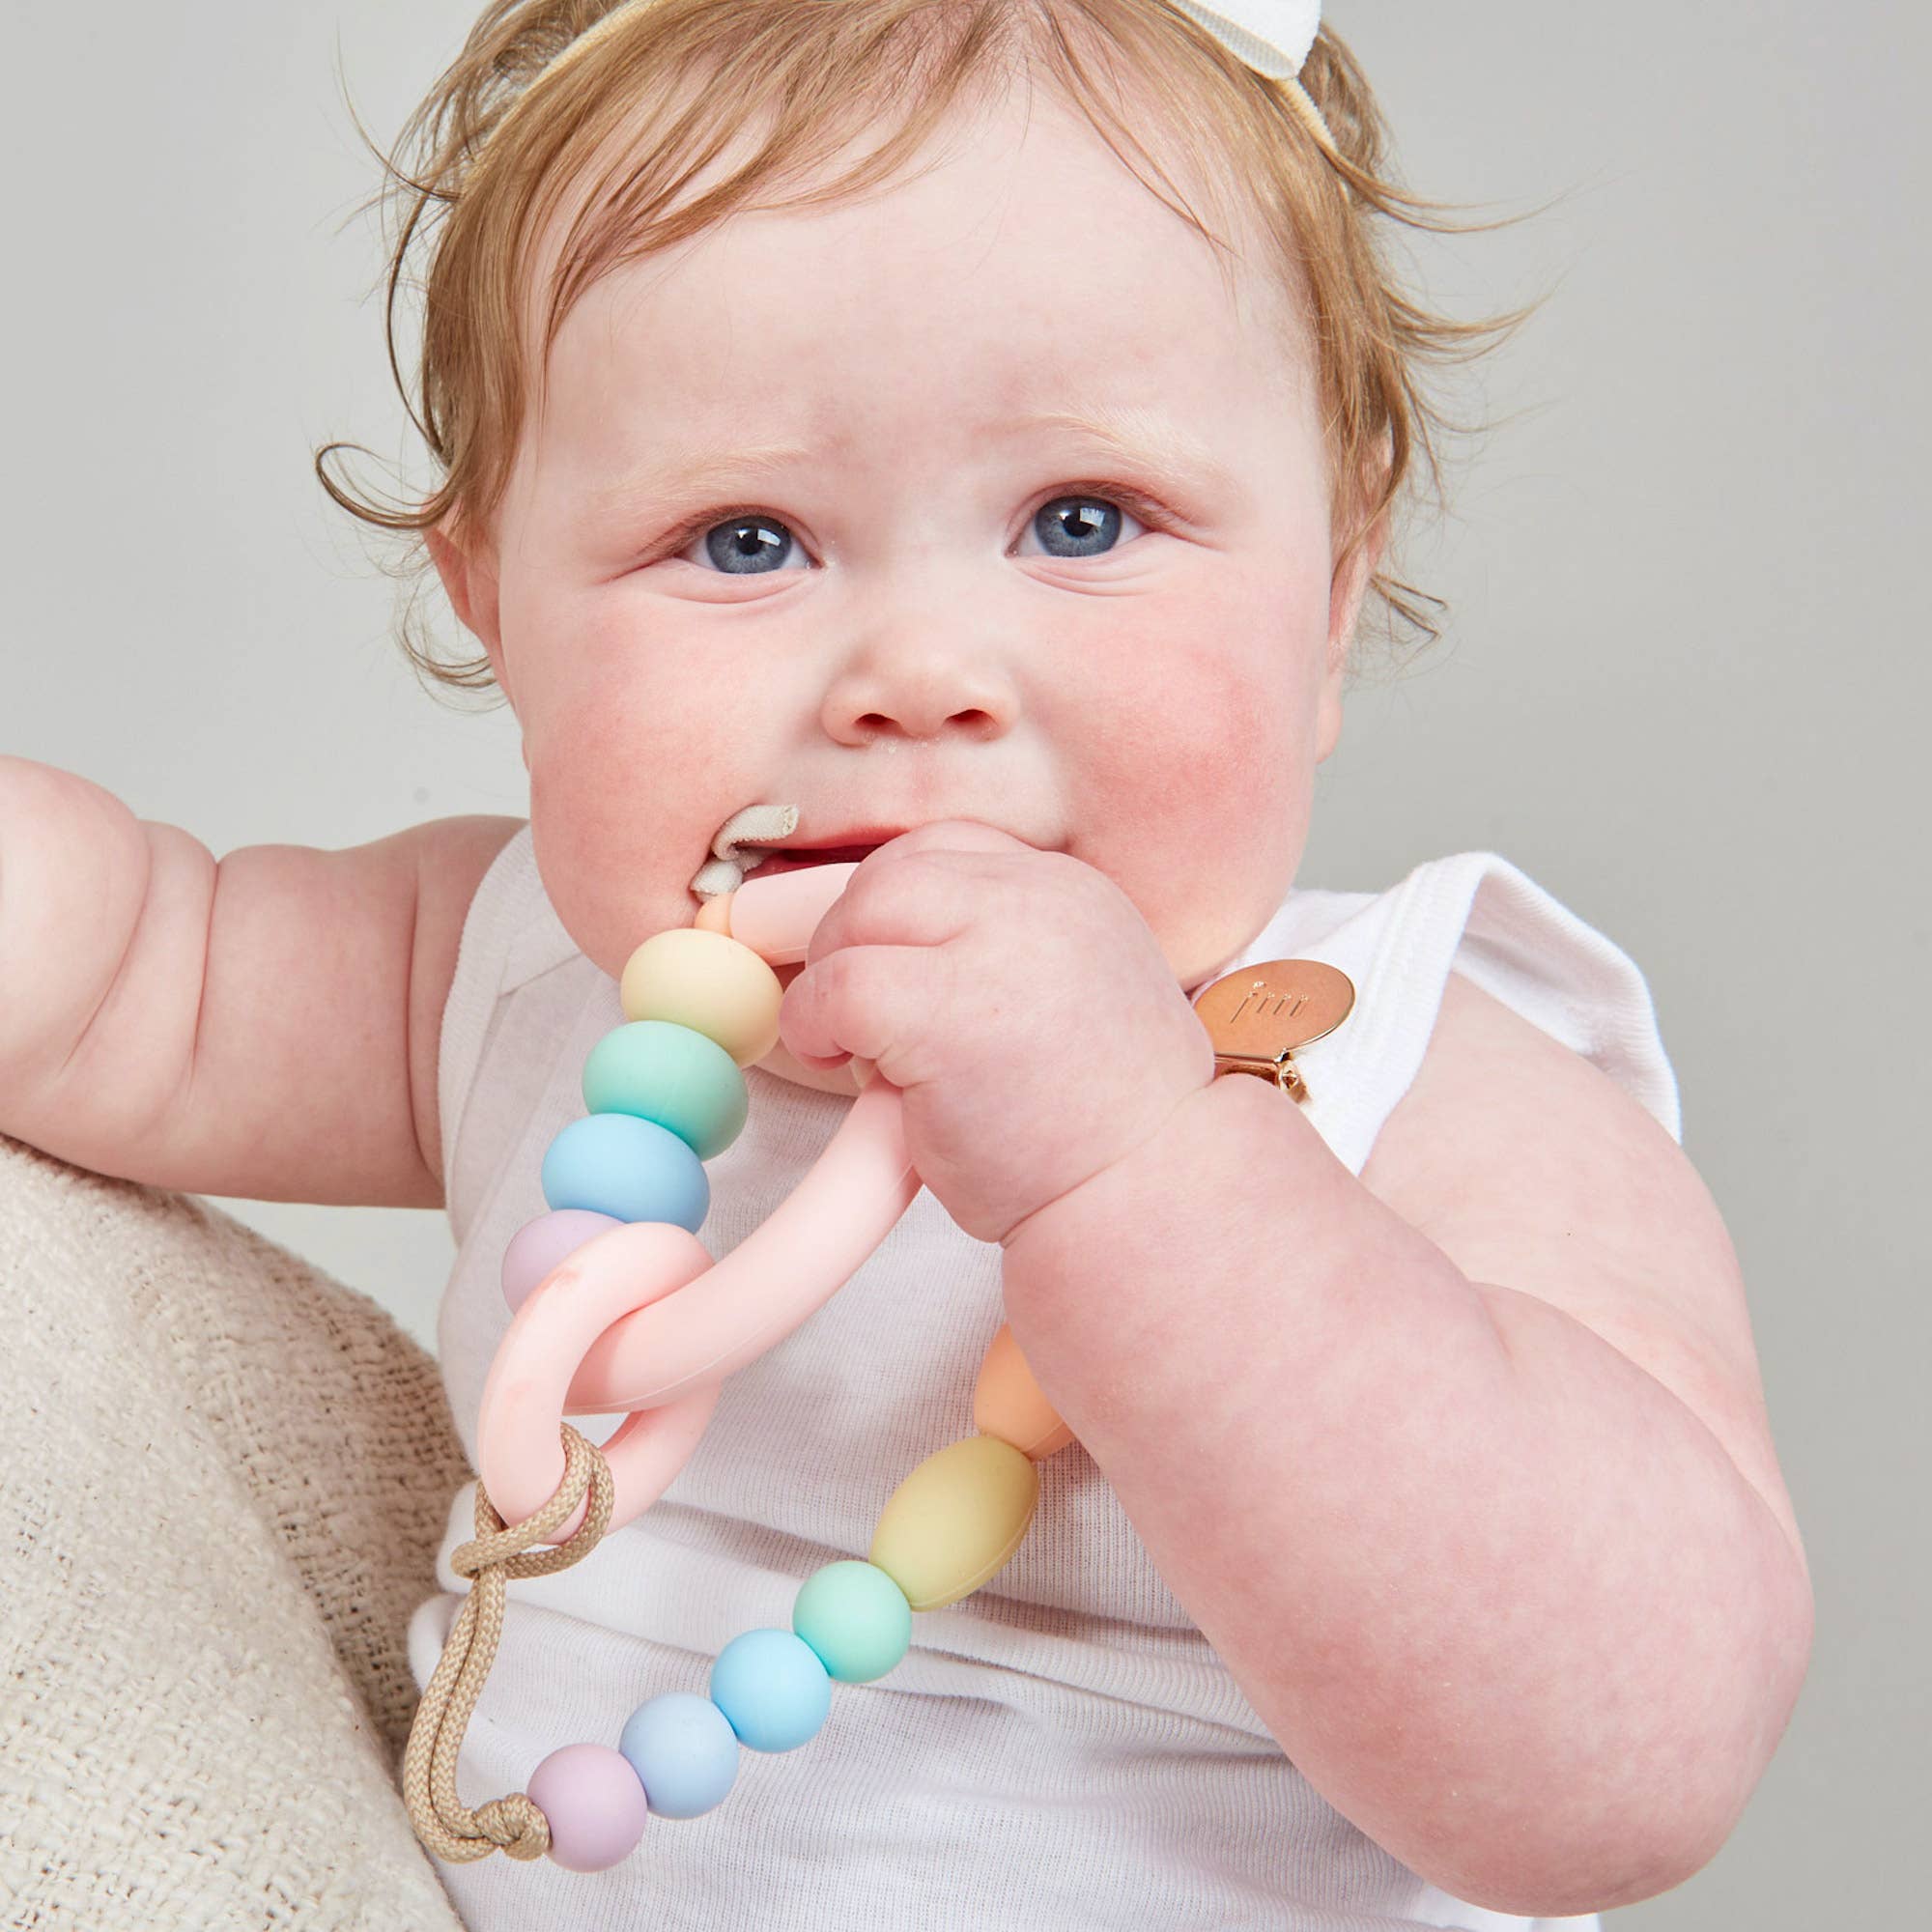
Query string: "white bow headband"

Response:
xmin=491 ymin=1 xmax=1336 ymax=162
xmin=1166 ymin=0 xmax=1336 ymax=154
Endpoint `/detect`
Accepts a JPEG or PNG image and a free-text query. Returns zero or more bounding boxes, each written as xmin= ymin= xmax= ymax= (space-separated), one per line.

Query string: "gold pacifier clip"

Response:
xmin=1189 ymin=958 xmax=1355 ymax=1103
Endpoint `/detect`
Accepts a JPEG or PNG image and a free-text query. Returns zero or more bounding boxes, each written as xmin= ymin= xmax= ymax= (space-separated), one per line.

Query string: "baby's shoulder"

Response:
xmin=1360 ymin=954 xmax=1777 ymax=1437
xmin=1356 ymin=958 xmax=1795 ymax=1556
xmin=1359 ymin=967 xmax=1737 ymax=1354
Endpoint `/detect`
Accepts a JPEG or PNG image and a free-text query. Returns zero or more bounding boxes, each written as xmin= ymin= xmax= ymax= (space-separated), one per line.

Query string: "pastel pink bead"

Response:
xmin=502 ymin=1209 xmax=625 ymax=1314
xmin=526 ymin=1742 xmax=650 ymax=1871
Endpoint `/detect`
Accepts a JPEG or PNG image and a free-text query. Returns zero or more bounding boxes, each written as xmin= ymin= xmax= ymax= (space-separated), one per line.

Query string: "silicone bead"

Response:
xmin=540 ymin=1113 xmax=709 ymax=1231
xmin=617 ymin=1691 xmax=741 ymax=1820
xmin=500 ymin=1208 xmax=624 ymax=1315
xmin=792 ymin=1560 xmax=913 ymax=1684
xmin=972 ymin=1321 xmax=1074 ymax=1460
xmin=708 ymin=1629 xmax=833 ymax=1752
xmin=582 ymin=1020 xmax=749 ymax=1161
xmin=619 ymin=929 xmax=783 ymax=1068
xmin=869 ymin=1435 xmax=1039 ymax=1612
xmin=526 ymin=1742 xmax=650 ymax=1871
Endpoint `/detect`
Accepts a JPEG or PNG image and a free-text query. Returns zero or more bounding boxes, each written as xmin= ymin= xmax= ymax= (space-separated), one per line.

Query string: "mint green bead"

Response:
xmin=582 ymin=1021 xmax=749 ymax=1161
xmin=792 ymin=1560 xmax=913 ymax=1684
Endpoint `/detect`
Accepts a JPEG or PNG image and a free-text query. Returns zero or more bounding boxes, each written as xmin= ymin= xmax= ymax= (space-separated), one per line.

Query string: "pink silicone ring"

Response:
xmin=475 ymin=863 xmax=920 ymax=1539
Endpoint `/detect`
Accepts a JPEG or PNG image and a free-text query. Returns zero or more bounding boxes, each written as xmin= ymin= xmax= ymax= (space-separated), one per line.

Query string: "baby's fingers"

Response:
xmin=779 ymin=942 xmax=954 ymax=1089
xmin=802 ymin=845 xmax=981 ymax=967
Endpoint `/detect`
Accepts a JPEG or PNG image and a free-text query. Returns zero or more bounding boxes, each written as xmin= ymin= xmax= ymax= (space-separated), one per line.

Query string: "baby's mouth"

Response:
xmin=741 ymin=842 xmax=888 ymax=882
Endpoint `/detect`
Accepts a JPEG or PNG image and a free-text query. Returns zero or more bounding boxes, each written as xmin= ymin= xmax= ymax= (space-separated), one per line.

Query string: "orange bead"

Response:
xmin=973 ymin=1322 xmax=1073 ymax=1460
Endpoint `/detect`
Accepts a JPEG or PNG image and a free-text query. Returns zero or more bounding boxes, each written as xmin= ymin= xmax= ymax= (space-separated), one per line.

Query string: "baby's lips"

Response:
xmin=744 ymin=841 xmax=888 ymax=879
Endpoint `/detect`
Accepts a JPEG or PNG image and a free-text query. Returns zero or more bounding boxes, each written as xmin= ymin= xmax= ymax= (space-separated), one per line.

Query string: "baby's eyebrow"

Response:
xmin=587 ymin=440 xmax=814 ymax=529
xmin=583 ymin=404 xmax=1236 ymax=526
xmin=997 ymin=405 xmax=1239 ymax=499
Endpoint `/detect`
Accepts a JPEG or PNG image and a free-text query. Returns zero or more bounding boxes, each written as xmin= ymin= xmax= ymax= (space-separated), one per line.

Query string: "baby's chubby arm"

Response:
xmin=1001 ymin=974 xmax=1812 ymax=1918
xmin=0 ymin=754 xmax=521 ymax=1207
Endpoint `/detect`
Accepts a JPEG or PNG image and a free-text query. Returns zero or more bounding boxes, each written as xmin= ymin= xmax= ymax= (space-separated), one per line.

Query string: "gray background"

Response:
xmin=4 ymin=2 xmax=1919 ymax=1921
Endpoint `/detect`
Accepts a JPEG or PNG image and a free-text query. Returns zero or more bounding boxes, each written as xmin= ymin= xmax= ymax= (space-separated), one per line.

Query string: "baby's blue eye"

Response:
xmin=680 ymin=492 xmax=1151 ymax=575
xmin=697 ymin=514 xmax=797 ymax=575
xmin=1026 ymin=494 xmax=1143 ymax=559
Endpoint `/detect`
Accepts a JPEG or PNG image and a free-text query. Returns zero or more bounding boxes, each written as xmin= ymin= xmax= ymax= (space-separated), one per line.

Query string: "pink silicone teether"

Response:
xmin=475 ymin=862 xmax=920 ymax=1540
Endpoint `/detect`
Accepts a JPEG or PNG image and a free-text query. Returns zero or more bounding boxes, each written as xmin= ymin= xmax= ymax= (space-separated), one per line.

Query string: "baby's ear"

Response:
xmin=1326 ymin=447 xmax=1393 ymax=667
xmin=426 ymin=517 xmax=510 ymax=694
xmin=1326 ymin=512 xmax=1383 ymax=666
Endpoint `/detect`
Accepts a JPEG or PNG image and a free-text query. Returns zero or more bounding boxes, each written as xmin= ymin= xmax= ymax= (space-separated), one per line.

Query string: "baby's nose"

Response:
xmin=817 ymin=646 xmax=1019 ymax=747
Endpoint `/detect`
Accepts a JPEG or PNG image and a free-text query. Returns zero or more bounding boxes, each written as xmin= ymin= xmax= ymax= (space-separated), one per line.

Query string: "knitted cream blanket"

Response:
xmin=0 ymin=1131 xmax=471 ymax=1929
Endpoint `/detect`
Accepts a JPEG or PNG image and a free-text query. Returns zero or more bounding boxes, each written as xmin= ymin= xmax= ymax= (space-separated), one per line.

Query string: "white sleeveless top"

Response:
xmin=407 ymin=826 xmax=1679 ymax=1932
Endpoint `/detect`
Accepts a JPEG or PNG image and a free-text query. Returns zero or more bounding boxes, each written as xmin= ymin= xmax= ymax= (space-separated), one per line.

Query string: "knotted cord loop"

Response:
xmin=403 ymin=1422 xmax=615 ymax=1862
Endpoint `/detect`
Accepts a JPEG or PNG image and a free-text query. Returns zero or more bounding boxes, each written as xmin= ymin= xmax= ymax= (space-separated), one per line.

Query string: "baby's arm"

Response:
xmin=1001 ymin=970 xmax=1811 ymax=1917
xmin=0 ymin=754 xmax=522 ymax=1207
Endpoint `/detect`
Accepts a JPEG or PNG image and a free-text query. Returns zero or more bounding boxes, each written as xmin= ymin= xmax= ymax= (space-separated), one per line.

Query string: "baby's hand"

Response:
xmin=778 ymin=821 xmax=1215 ymax=1246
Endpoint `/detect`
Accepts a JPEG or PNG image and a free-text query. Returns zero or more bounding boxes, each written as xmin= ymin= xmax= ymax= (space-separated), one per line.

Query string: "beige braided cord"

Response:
xmin=404 ymin=1422 xmax=616 ymax=1863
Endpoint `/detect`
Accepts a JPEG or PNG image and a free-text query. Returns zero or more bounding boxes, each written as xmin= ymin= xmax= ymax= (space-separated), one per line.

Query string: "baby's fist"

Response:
xmin=777 ymin=821 xmax=1214 ymax=1246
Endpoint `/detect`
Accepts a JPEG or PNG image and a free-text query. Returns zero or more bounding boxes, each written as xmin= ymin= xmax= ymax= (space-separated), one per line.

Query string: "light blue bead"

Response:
xmin=709 ymin=1629 xmax=832 ymax=1752
xmin=793 ymin=1560 xmax=913 ymax=1684
xmin=540 ymin=1112 xmax=710 ymax=1231
xmin=582 ymin=1020 xmax=750 ymax=1161
xmin=617 ymin=1690 xmax=740 ymax=1820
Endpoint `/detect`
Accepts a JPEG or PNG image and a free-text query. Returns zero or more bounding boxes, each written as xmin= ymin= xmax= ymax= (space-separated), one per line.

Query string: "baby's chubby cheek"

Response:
xmin=522 ymin=740 xmax=750 ymax=981
xmin=1069 ymin=638 xmax=1309 ymax=987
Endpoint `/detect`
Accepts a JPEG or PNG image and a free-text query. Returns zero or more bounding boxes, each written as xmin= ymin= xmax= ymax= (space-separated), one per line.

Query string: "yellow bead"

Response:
xmin=972 ymin=1322 xmax=1073 ymax=1461
xmin=868 ymin=1435 xmax=1039 ymax=1612
xmin=619 ymin=928 xmax=783 ymax=1068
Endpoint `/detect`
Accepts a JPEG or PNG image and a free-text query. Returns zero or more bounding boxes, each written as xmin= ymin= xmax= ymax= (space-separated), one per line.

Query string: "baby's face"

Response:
xmin=437 ymin=82 xmax=1369 ymax=1094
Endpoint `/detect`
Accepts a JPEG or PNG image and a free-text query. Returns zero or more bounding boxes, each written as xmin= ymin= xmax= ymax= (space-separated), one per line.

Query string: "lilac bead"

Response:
xmin=526 ymin=1742 xmax=650 ymax=1871
xmin=618 ymin=1690 xmax=741 ymax=1819
xmin=502 ymin=1209 xmax=625 ymax=1315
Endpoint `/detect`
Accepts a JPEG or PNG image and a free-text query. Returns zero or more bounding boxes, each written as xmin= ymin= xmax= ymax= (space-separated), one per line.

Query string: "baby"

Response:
xmin=0 ymin=1 xmax=1810 ymax=1927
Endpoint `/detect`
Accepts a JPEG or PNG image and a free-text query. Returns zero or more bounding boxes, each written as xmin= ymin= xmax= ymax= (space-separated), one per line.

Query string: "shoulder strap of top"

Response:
xmin=1441 ymin=850 xmax=1681 ymax=1140
xmin=1257 ymin=851 xmax=1681 ymax=1176
xmin=436 ymin=821 xmax=579 ymax=1197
